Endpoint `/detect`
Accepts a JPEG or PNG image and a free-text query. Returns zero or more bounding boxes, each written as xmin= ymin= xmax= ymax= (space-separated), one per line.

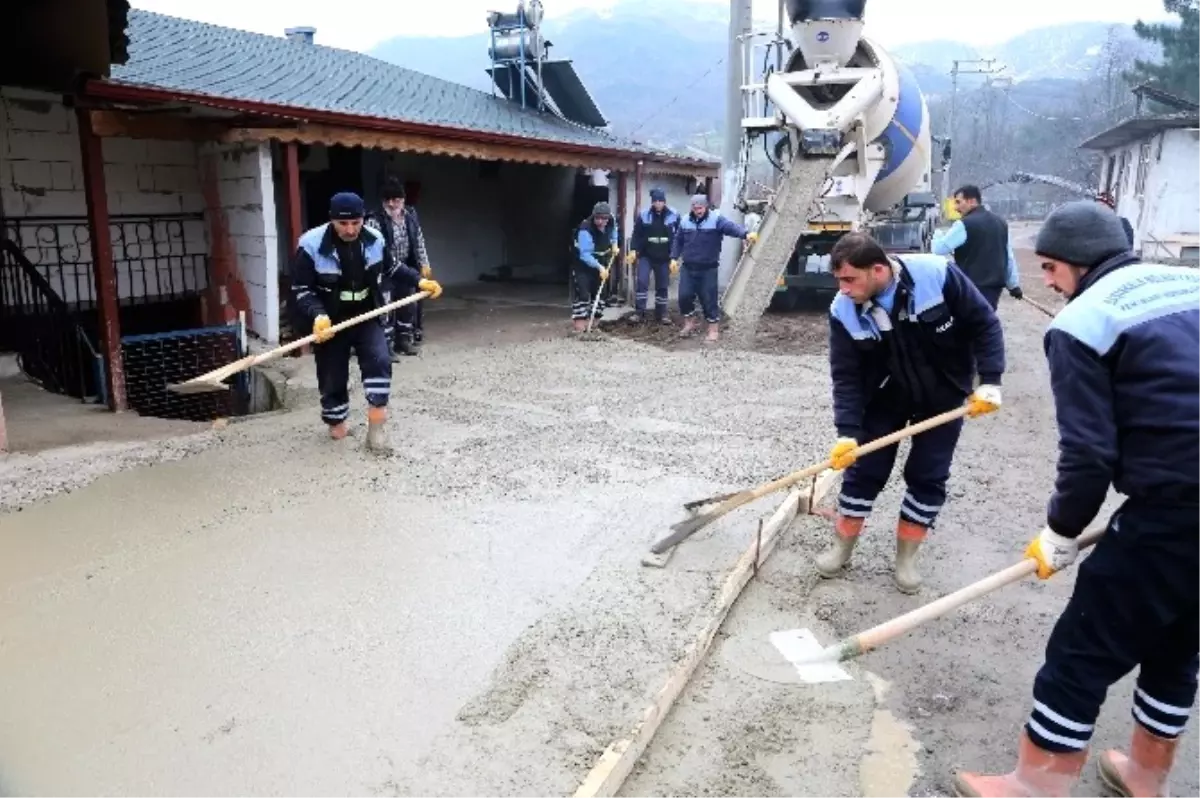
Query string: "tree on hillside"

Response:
xmin=1126 ymin=0 xmax=1199 ymax=102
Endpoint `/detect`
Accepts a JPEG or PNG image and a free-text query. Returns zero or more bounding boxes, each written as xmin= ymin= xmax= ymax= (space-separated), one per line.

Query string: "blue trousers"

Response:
xmin=313 ymin=316 xmax=391 ymax=425
xmin=383 ymin=277 xmax=423 ymax=348
xmin=678 ymin=265 xmax=720 ymax=324
xmin=837 ymin=397 xmax=965 ymax=529
xmin=1026 ymin=501 xmax=1198 ymax=753
xmin=636 ymin=257 xmax=670 ymax=318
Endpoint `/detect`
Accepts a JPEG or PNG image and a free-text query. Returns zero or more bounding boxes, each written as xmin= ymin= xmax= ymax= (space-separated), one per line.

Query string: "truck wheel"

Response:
xmin=768 ymin=287 xmax=800 ymax=313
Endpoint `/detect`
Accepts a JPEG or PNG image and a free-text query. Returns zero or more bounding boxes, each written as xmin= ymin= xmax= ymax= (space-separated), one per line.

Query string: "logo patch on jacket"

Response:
xmin=935 ymin=317 xmax=955 ymax=333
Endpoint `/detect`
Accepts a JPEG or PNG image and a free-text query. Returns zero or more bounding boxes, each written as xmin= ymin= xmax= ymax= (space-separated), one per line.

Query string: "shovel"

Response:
xmin=581 ymin=250 xmax=619 ymax=338
xmin=1021 ymin=295 xmax=1058 ymax=318
xmin=650 ymin=405 xmax=971 ymax=555
xmin=168 ymin=291 xmax=430 ymax=394
xmin=789 ymin=524 xmax=1106 ymax=668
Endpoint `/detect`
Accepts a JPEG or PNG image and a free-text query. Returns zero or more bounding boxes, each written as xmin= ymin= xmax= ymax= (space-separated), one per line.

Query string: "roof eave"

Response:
xmin=80 ymin=78 xmax=718 ymax=172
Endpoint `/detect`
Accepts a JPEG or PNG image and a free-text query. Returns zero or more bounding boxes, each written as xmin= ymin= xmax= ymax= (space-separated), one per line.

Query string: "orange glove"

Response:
xmin=312 ymin=314 xmax=333 ymax=343
xmin=418 ymin=278 xmax=443 ymax=299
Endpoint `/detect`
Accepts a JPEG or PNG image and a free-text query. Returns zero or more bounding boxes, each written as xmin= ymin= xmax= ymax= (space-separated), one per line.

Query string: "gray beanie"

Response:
xmin=690 ymin=193 xmax=709 ymax=207
xmin=592 ymin=201 xmax=612 ymax=217
xmin=1035 ymin=200 xmax=1130 ymax=267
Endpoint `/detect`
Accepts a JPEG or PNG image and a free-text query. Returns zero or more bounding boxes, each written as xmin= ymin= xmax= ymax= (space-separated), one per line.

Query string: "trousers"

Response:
xmin=1026 ymin=501 xmax=1199 ymax=753
xmin=313 ymin=316 xmax=392 ymax=425
xmin=572 ymin=264 xmax=605 ymax=320
xmin=382 ymin=278 xmax=424 ymax=348
xmin=636 ymin=257 xmax=670 ymax=318
xmin=678 ymin=265 xmax=719 ymax=323
xmin=837 ymin=396 xmax=966 ymax=529
xmin=976 ymin=284 xmax=1003 ymax=311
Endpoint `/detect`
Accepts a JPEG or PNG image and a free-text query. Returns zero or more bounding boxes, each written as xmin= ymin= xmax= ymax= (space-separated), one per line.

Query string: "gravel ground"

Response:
xmin=624 ymin=241 xmax=1199 ymax=797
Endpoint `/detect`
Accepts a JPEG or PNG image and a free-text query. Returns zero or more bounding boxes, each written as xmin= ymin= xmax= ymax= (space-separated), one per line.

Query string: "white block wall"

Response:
xmin=0 ymin=87 xmax=208 ymax=305
xmin=199 ymin=142 xmax=280 ymax=343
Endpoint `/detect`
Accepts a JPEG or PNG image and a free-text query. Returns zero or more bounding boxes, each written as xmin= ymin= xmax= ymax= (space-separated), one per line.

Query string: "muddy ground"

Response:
xmin=623 ymin=238 xmax=1199 ymax=797
xmin=1 ymin=233 xmax=1194 ymax=796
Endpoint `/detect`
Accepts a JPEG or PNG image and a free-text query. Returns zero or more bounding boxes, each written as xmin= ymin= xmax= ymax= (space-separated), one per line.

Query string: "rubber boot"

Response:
xmin=572 ymin=318 xmax=587 ymax=334
xmin=680 ymin=316 xmax=698 ymax=337
xmin=815 ymin=515 xmax=863 ymax=577
xmin=893 ymin=519 xmax=927 ymax=594
xmin=954 ymin=730 xmax=1087 ymax=797
xmin=1098 ymin=724 xmax=1180 ymax=797
xmin=365 ymin=407 xmax=391 ymax=454
xmin=395 ymin=336 xmax=417 ymax=357
xmin=329 ymin=422 xmax=348 ymax=441
xmin=705 ymin=322 xmax=720 ymax=342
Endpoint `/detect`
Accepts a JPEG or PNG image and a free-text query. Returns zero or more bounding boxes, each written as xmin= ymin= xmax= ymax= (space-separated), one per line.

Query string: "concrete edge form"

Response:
xmin=572 ymin=470 xmax=841 ymax=797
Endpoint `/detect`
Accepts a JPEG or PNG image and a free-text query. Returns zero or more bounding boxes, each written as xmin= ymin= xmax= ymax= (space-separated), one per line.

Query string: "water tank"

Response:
xmin=487 ymin=0 xmax=544 ymax=30
xmin=785 ymin=0 xmax=866 ymax=22
xmin=489 ymin=31 xmax=547 ymax=61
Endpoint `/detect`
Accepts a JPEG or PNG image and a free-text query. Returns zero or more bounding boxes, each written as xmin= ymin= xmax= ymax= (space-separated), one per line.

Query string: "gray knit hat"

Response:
xmin=1035 ymin=200 xmax=1131 ymax=267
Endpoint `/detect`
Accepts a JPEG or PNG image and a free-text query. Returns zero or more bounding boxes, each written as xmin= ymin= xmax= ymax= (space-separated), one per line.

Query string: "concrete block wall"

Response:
xmin=198 ymin=142 xmax=279 ymax=342
xmin=0 ymin=87 xmax=208 ymax=304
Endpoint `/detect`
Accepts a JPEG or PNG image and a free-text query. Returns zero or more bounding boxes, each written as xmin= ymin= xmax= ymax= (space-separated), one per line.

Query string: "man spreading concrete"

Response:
xmin=669 ymin=194 xmax=757 ymax=342
xmin=954 ymin=202 xmax=1198 ymax=798
xmin=290 ymin=191 xmax=442 ymax=452
xmin=365 ymin=178 xmax=433 ymax=358
xmin=572 ymin=201 xmax=619 ymax=333
xmin=933 ymin=185 xmax=1023 ymax=310
xmin=626 ymin=188 xmax=680 ymax=325
xmin=817 ymin=231 xmax=1005 ymax=593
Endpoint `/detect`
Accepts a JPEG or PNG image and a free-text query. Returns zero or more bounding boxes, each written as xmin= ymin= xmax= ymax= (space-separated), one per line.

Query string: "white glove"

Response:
xmin=1024 ymin=527 xmax=1079 ymax=580
xmin=968 ymin=384 xmax=1002 ymax=417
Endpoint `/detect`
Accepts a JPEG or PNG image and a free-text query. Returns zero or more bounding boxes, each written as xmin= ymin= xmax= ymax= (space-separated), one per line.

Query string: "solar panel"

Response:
xmin=486 ymin=64 xmax=543 ymax=108
xmin=539 ymin=60 xmax=607 ymax=128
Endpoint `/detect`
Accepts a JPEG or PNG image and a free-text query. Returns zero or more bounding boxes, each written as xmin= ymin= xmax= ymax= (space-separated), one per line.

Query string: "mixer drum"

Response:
xmin=785 ymin=0 xmax=866 ymax=22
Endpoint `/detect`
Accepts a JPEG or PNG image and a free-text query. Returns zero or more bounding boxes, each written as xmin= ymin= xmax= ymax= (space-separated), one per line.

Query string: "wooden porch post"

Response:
xmin=705 ymin=175 xmax=715 ymax=202
xmin=77 ymin=108 xmax=127 ymax=412
xmin=284 ymin=141 xmax=303 ymax=247
xmin=616 ymin=170 xmax=628 ymax=303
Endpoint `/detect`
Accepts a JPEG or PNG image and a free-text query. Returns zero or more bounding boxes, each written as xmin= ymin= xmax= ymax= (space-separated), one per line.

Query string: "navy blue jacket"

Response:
xmin=829 ymin=254 xmax=1006 ymax=439
xmin=290 ymin=222 xmax=386 ymax=324
xmin=630 ymin=206 xmax=680 ymax=261
xmin=669 ymin=209 xmax=748 ymax=268
xmin=1044 ymin=254 xmax=1200 ymax=538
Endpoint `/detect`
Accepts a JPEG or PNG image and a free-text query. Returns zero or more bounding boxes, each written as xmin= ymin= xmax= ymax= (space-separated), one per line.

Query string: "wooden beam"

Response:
xmin=77 ymin=107 xmax=127 ymax=412
xmin=86 ymin=109 xmax=225 ymax=141
xmin=575 ymin=488 xmax=806 ymax=797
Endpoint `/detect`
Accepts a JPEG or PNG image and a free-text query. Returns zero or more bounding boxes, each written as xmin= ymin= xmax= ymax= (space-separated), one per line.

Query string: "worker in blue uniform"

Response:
xmin=933 ymin=185 xmax=1023 ymax=310
xmin=626 ymin=187 xmax=680 ymax=324
xmin=818 ymin=231 xmax=1006 ymax=593
xmin=669 ymin=194 xmax=758 ymax=342
xmin=289 ymin=191 xmax=442 ymax=453
xmin=572 ymin=201 xmax=619 ymax=332
xmin=954 ymin=201 xmax=1199 ymax=798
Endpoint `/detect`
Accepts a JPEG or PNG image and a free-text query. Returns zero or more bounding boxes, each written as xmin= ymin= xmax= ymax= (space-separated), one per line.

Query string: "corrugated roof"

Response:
xmin=106 ymin=10 xmax=714 ymax=166
xmin=1078 ymin=113 xmax=1200 ymax=151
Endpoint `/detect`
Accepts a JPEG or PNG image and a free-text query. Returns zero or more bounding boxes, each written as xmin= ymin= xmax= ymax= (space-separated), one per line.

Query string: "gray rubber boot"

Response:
xmin=893 ymin=537 xmax=925 ymax=594
xmin=366 ymin=407 xmax=392 ymax=455
xmin=815 ymin=515 xmax=864 ymax=578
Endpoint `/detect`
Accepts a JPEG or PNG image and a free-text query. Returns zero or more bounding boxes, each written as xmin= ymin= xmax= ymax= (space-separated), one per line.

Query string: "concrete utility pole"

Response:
xmin=718 ymin=0 xmax=753 ymax=289
xmin=946 ymin=58 xmax=1004 ymax=194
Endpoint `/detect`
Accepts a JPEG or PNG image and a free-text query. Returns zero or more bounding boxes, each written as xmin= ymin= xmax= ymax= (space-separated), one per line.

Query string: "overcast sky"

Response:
xmin=130 ymin=0 xmax=1173 ymax=50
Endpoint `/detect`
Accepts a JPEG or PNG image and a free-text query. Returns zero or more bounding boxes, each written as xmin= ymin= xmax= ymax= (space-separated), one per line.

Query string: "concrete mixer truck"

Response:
xmin=720 ymin=0 xmax=940 ymax=327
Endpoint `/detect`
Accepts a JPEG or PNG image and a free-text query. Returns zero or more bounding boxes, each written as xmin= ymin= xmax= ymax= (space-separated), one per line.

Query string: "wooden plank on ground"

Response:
xmin=575 ymin=488 xmax=805 ymax=797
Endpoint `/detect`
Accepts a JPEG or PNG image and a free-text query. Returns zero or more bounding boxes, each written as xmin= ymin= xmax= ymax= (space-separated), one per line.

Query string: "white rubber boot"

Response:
xmin=815 ymin=515 xmax=864 ymax=577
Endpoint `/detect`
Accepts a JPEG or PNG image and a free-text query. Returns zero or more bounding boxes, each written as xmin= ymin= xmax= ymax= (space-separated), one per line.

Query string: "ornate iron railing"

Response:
xmin=0 ymin=213 xmax=210 ymax=308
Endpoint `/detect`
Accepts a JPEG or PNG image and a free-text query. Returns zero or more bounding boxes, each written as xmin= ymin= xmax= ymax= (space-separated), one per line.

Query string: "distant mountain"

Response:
xmin=369 ymin=1 xmax=1159 ymax=147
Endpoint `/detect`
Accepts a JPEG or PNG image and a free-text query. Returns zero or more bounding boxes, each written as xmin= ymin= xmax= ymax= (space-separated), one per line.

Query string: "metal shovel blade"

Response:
xmin=167 ymin=379 xmax=232 ymax=395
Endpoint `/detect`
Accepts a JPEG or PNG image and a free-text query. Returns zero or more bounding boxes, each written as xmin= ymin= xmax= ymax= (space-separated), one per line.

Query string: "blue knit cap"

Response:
xmin=329 ymin=191 xmax=365 ymax=219
xmin=649 ymin=188 xmax=666 ymax=202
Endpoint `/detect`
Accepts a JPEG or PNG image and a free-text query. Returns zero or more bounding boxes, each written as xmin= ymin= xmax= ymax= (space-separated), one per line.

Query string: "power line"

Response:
xmin=628 ymin=56 xmax=726 ymax=138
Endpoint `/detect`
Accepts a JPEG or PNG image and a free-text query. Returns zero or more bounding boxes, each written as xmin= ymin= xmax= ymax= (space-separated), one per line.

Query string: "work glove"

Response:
xmin=967 ymin=385 xmax=1002 ymax=417
xmin=745 ymin=231 xmax=759 ymax=246
xmin=418 ymin=278 xmax=443 ymax=299
xmin=421 ymin=264 xmax=433 ymax=279
xmin=1008 ymin=286 xmax=1024 ymax=300
xmin=312 ymin=314 xmax=334 ymax=343
xmin=669 ymin=259 xmax=680 ymax=276
xmin=829 ymin=437 xmax=859 ymax=470
xmin=626 ymin=250 xmax=638 ymax=267
xmin=1024 ymin=526 xmax=1078 ymax=579
xmin=598 ymin=266 xmax=610 ymax=283
xmin=611 ymin=246 xmax=620 ymax=263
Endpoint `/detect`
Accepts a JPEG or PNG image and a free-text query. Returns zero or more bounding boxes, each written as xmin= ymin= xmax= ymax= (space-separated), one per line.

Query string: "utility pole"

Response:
xmin=945 ymin=58 xmax=1004 ymax=194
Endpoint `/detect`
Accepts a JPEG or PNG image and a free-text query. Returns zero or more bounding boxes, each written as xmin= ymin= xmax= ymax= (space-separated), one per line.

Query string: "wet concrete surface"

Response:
xmin=0 ymin=321 xmax=835 ymax=795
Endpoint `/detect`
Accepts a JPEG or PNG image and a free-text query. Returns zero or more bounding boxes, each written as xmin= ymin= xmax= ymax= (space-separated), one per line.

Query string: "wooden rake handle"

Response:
xmin=649 ymin=405 xmax=971 ymax=554
xmin=1021 ymin=296 xmax=1057 ymax=318
xmin=174 ymin=290 xmax=430 ymax=389
xmin=817 ymin=524 xmax=1106 ymax=664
